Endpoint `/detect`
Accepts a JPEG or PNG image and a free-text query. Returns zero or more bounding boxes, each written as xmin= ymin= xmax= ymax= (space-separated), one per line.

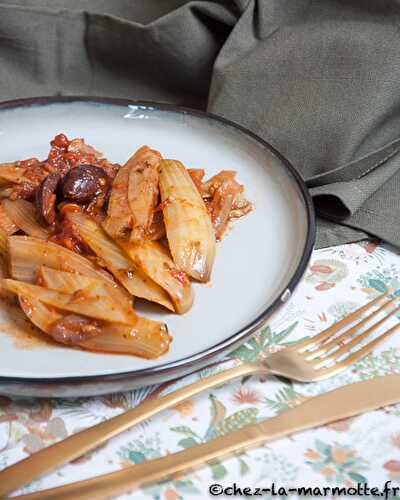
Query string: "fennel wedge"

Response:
xmin=159 ymin=160 xmax=216 ymax=282
xmin=8 ymin=236 xmax=116 ymax=285
xmin=0 ymin=228 xmax=10 ymax=298
xmin=0 ymin=202 xmax=19 ymax=235
xmin=66 ymin=211 xmax=174 ymax=311
xmin=4 ymin=279 xmax=136 ymax=325
xmin=37 ymin=267 xmax=136 ymax=323
xmin=102 ymin=161 xmax=131 ymax=240
xmin=18 ymin=295 xmax=171 ymax=358
xmin=2 ymin=199 xmax=49 ymax=239
xmin=127 ymin=146 xmax=161 ymax=242
xmin=119 ymin=240 xmax=194 ymax=314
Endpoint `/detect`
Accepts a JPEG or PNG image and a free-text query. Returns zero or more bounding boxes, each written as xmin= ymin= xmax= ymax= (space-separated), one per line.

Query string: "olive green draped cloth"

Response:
xmin=1 ymin=0 xmax=400 ymax=248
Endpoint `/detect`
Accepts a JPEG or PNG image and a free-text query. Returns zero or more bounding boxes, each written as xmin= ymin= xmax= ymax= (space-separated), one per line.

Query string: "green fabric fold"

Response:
xmin=1 ymin=0 xmax=400 ymax=248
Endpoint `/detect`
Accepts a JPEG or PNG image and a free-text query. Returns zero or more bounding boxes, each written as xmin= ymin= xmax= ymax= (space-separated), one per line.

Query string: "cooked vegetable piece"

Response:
xmin=8 ymin=235 xmax=116 ymax=285
xmin=103 ymin=146 xmax=161 ymax=241
xmin=2 ymin=199 xmax=49 ymax=239
xmin=229 ymin=192 xmax=253 ymax=219
xmin=120 ymin=240 xmax=193 ymax=314
xmin=0 ymin=203 xmax=19 ymax=235
xmin=146 ymin=210 xmax=166 ymax=240
xmin=200 ymin=170 xmax=237 ymax=198
xmin=209 ymin=179 xmax=242 ymax=240
xmin=0 ymin=229 xmax=7 ymax=280
xmin=38 ymin=266 xmax=111 ymax=295
xmin=0 ymin=163 xmax=30 ymax=184
xmin=19 ymin=293 xmax=99 ymax=347
xmin=37 ymin=266 xmax=136 ymax=324
xmin=0 ymin=228 xmax=11 ymax=298
xmin=127 ymin=146 xmax=161 ymax=242
xmin=67 ymin=138 xmax=103 ymax=159
xmin=66 ymin=211 xmax=174 ymax=310
xmin=159 ymin=160 xmax=216 ymax=282
xmin=0 ymin=228 xmax=7 ymax=258
xmin=19 ymin=294 xmax=170 ymax=357
xmin=187 ymin=168 xmax=205 ymax=193
xmin=19 ymin=294 xmax=62 ymax=327
xmin=4 ymin=279 xmax=135 ymax=324
xmin=0 ymin=187 xmax=14 ymax=199
xmin=97 ymin=159 xmax=120 ymax=181
xmin=84 ymin=319 xmax=171 ymax=358
xmin=102 ymin=159 xmax=131 ymax=239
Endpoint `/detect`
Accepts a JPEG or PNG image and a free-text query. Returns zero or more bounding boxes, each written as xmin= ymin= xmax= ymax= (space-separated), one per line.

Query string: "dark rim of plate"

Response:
xmin=0 ymin=96 xmax=316 ymax=386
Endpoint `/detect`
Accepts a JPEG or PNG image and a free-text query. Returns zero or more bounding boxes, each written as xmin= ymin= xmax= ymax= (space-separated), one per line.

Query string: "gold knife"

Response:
xmin=9 ymin=373 xmax=400 ymax=500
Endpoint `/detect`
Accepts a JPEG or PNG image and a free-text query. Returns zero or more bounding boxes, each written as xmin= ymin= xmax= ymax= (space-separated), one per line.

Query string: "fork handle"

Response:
xmin=0 ymin=362 xmax=265 ymax=497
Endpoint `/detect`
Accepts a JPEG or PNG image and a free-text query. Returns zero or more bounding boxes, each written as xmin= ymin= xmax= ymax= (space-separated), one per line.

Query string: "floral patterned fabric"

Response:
xmin=1 ymin=240 xmax=400 ymax=499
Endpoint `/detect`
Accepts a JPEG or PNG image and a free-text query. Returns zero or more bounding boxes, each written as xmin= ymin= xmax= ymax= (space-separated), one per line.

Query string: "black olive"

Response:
xmin=35 ymin=172 xmax=61 ymax=225
xmin=61 ymin=165 xmax=110 ymax=204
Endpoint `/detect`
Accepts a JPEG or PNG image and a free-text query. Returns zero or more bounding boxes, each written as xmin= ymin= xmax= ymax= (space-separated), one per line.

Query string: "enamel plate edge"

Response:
xmin=0 ymin=98 xmax=315 ymax=396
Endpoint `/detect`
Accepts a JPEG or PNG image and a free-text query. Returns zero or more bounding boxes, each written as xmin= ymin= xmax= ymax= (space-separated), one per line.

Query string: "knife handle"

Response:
xmin=13 ymin=374 xmax=400 ymax=500
xmin=0 ymin=362 xmax=261 ymax=498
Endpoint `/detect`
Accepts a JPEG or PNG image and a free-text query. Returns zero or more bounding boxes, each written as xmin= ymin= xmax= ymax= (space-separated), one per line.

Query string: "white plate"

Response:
xmin=0 ymin=97 xmax=315 ymax=397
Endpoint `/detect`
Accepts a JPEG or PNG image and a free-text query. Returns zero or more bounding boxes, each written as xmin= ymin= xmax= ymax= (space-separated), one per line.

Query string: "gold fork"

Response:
xmin=0 ymin=291 xmax=399 ymax=498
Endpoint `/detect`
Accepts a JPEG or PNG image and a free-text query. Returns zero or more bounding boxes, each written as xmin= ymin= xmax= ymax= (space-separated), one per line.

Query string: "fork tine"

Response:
xmin=320 ymin=321 xmax=400 ymax=376
xmin=297 ymin=292 xmax=389 ymax=352
xmin=313 ymin=304 xmax=400 ymax=369
xmin=306 ymin=295 xmax=397 ymax=360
